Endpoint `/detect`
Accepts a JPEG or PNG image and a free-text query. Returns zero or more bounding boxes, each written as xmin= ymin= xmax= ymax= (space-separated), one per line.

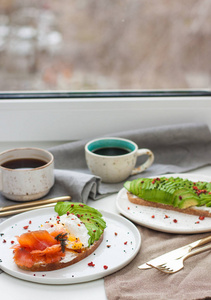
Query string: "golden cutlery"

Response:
xmin=148 ymin=243 xmax=211 ymax=274
xmin=0 ymin=195 xmax=71 ymax=217
xmin=138 ymin=235 xmax=211 ymax=269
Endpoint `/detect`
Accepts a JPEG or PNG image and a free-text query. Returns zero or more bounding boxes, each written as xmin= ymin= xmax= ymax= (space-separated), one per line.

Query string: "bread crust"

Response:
xmin=17 ymin=233 xmax=104 ymax=272
xmin=127 ymin=192 xmax=211 ymax=218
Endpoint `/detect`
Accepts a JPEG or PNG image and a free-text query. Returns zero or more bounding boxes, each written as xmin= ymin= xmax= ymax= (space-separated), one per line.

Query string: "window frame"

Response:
xmin=0 ymin=90 xmax=211 ymax=143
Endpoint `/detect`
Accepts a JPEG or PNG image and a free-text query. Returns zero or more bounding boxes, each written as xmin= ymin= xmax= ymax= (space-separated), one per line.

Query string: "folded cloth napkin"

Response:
xmin=104 ymin=227 xmax=211 ymax=300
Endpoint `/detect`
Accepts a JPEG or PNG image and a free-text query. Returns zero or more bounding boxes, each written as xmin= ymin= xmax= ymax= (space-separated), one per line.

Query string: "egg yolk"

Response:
xmin=67 ymin=235 xmax=83 ymax=250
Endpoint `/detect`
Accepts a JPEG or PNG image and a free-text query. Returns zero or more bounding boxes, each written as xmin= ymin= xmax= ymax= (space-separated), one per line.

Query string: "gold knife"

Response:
xmin=138 ymin=235 xmax=211 ymax=270
xmin=0 ymin=195 xmax=71 ymax=217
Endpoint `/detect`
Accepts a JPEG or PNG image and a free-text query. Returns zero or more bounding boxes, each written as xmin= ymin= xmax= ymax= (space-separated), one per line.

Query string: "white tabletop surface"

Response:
xmin=1 ymin=163 xmax=211 ymax=300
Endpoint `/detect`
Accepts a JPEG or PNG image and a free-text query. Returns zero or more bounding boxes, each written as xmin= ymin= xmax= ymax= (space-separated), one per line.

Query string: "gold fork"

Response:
xmin=148 ymin=243 xmax=211 ymax=274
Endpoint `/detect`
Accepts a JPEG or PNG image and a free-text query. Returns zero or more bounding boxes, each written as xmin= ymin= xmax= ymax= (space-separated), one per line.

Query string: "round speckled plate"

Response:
xmin=0 ymin=208 xmax=141 ymax=284
xmin=116 ymin=173 xmax=211 ymax=234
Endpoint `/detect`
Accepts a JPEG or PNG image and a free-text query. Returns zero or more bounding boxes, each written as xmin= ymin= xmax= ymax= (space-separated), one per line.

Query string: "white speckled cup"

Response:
xmin=85 ymin=137 xmax=154 ymax=183
xmin=0 ymin=148 xmax=54 ymax=201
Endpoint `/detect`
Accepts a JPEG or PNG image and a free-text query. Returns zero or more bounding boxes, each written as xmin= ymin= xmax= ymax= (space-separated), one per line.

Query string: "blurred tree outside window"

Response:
xmin=0 ymin=0 xmax=210 ymax=91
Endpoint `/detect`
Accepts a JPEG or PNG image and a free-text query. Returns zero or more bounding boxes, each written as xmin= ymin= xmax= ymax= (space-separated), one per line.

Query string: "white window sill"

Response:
xmin=0 ymin=91 xmax=211 ymax=144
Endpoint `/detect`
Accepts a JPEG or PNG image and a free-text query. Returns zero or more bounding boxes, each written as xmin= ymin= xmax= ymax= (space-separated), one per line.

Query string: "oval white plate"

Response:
xmin=0 ymin=208 xmax=141 ymax=284
xmin=116 ymin=173 xmax=211 ymax=234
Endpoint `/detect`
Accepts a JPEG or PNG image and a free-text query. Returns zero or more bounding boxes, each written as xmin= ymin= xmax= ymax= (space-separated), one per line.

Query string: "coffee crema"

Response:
xmin=1 ymin=158 xmax=47 ymax=169
xmin=92 ymin=147 xmax=131 ymax=156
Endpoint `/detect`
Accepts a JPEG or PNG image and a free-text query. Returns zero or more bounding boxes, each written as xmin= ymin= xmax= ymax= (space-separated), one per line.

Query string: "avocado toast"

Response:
xmin=12 ymin=202 xmax=106 ymax=271
xmin=124 ymin=176 xmax=211 ymax=217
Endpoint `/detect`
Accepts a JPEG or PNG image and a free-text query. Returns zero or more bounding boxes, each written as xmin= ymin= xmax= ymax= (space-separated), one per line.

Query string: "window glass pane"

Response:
xmin=0 ymin=0 xmax=210 ymax=91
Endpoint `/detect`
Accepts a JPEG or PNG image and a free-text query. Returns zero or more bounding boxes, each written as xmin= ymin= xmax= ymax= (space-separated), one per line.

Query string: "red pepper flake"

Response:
xmin=29 ymin=220 xmax=32 ymax=224
xmin=199 ymin=216 xmax=205 ymax=220
xmin=195 ymin=221 xmax=200 ymax=224
xmin=103 ymin=265 xmax=108 ymax=270
xmin=79 ymin=204 xmax=84 ymax=207
xmin=56 ymin=216 xmax=60 ymax=219
xmin=88 ymin=261 xmax=95 ymax=267
xmin=67 ymin=211 xmax=70 ymax=216
xmin=71 ymin=204 xmax=74 ymax=207
xmin=107 ymin=245 xmax=111 ymax=248
xmin=114 ymin=232 xmax=118 ymax=236
xmin=173 ymin=219 xmax=178 ymax=223
xmin=151 ymin=215 xmax=155 ymax=218
xmin=93 ymin=229 xmax=96 ymax=232
xmin=11 ymin=240 xmax=14 ymax=244
xmin=179 ymin=196 xmax=182 ymax=200
xmin=50 ymin=224 xmax=54 ymax=228
xmin=164 ymin=215 xmax=169 ymax=219
xmin=196 ymin=189 xmax=207 ymax=196
xmin=127 ymin=207 xmax=130 ymax=210
xmin=151 ymin=177 xmax=161 ymax=185
xmin=124 ymin=241 xmax=128 ymax=245
xmin=57 ymin=220 xmax=60 ymax=224
xmin=2 ymin=239 xmax=6 ymax=243
xmin=77 ymin=214 xmax=81 ymax=218
xmin=23 ymin=225 xmax=29 ymax=230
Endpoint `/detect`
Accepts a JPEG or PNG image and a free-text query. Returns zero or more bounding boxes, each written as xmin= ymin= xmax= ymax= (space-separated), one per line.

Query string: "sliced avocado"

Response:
xmin=124 ymin=177 xmax=176 ymax=205
xmin=124 ymin=181 xmax=131 ymax=191
xmin=131 ymin=178 xmax=142 ymax=195
xmin=123 ymin=176 xmax=211 ymax=209
xmin=55 ymin=202 xmax=106 ymax=246
xmin=199 ymin=194 xmax=211 ymax=206
xmin=172 ymin=189 xmax=198 ymax=207
xmin=178 ymin=198 xmax=199 ymax=209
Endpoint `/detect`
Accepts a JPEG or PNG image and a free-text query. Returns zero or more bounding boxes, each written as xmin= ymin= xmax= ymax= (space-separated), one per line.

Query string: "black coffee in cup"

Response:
xmin=92 ymin=147 xmax=131 ymax=156
xmin=2 ymin=158 xmax=47 ymax=169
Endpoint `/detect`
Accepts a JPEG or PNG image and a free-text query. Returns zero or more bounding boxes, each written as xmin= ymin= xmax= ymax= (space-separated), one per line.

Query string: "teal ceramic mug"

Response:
xmin=85 ymin=137 xmax=154 ymax=183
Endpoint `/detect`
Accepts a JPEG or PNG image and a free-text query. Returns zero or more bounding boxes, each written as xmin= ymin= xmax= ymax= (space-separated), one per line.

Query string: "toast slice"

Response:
xmin=127 ymin=192 xmax=211 ymax=217
xmin=124 ymin=176 xmax=211 ymax=218
xmin=12 ymin=202 xmax=106 ymax=272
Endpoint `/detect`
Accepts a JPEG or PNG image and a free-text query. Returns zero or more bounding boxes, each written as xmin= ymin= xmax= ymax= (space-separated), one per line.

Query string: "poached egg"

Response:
xmin=42 ymin=213 xmax=90 ymax=250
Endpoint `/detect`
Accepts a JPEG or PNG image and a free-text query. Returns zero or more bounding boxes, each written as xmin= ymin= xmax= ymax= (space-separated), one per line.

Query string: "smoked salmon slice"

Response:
xmin=12 ymin=230 xmax=66 ymax=268
xmin=16 ymin=230 xmax=60 ymax=250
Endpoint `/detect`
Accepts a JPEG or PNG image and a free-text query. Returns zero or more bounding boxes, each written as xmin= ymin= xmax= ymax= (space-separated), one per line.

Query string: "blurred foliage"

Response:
xmin=0 ymin=0 xmax=210 ymax=91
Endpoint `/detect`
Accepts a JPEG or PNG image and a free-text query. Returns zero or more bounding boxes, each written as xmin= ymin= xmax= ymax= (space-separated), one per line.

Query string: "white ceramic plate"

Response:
xmin=116 ymin=173 xmax=211 ymax=234
xmin=0 ymin=208 xmax=141 ymax=284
